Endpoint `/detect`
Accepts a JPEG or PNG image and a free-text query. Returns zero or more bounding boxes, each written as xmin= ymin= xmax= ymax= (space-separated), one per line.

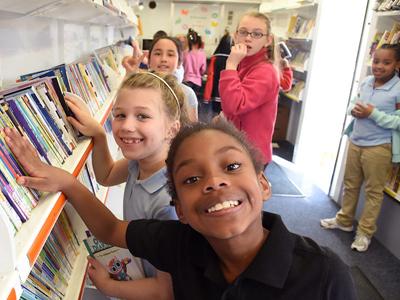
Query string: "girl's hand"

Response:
xmin=4 ymin=128 xmax=73 ymax=192
xmin=121 ymin=39 xmax=146 ymax=74
xmin=64 ymin=93 xmax=104 ymax=138
xmin=352 ymin=102 xmax=374 ymax=118
xmin=226 ymin=43 xmax=248 ymax=70
xmin=87 ymin=256 xmax=114 ymax=296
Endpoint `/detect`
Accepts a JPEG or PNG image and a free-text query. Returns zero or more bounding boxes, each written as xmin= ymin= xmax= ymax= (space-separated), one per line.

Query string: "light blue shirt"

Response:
xmin=123 ymin=160 xmax=177 ymax=276
xmin=350 ymin=75 xmax=400 ymax=146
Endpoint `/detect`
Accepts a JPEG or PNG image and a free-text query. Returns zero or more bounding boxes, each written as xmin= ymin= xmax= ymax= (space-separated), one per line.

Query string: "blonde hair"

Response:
xmin=118 ymin=72 xmax=190 ymax=126
xmin=238 ymin=11 xmax=275 ymax=63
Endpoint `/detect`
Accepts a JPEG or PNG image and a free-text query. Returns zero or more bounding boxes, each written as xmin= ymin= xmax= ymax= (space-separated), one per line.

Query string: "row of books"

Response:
xmin=284 ymin=79 xmax=305 ymax=102
xmin=375 ymin=0 xmax=400 ymax=11
xmin=287 ymin=15 xmax=315 ymax=39
xmin=20 ymin=210 xmax=79 ymax=300
xmin=368 ymin=22 xmax=400 ymax=63
xmin=385 ymin=165 xmax=400 ymax=195
xmin=289 ymin=49 xmax=310 ymax=72
xmin=20 ymin=156 xmax=103 ymax=300
xmin=0 ymin=44 xmax=122 ymax=238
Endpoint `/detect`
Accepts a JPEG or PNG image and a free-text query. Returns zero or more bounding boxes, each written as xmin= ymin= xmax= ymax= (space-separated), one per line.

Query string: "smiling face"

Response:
xmin=234 ymin=15 xmax=271 ymax=57
xmin=372 ymin=48 xmax=400 ymax=84
xmin=111 ymin=87 xmax=172 ymax=163
xmin=172 ymin=129 xmax=270 ymax=242
xmin=149 ymin=39 xmax=180 ymax=74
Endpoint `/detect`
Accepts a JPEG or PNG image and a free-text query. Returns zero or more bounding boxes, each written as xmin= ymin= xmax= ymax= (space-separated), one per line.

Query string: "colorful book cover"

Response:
xmin=84 ymin=235 xmax=145 ymax=281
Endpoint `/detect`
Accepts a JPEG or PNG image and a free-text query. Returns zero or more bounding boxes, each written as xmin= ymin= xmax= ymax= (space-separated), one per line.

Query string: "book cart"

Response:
xmin=0 ymin=1 xmax=136 ymax=299
xmin=260 ymin=0 xmax=318 ymax=151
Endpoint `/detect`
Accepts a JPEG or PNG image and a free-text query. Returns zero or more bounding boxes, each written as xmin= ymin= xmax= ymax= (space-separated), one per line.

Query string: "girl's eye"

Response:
xmin=113 ymin=113 xmax=125 ymax=119
xmin=183 ymin=176 xmax=199 ymax=185
xmin=227 ymin=162 xmax=241 ymax=171
xmin=137 ymin=114 xmax=149 ymax=120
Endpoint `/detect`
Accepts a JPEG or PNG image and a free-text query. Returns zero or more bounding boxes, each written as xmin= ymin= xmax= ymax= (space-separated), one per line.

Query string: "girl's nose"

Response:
xmin=203 ymin=176 xmax=229 ymax=193
xmin=120 ymin=118 xmax=136 ymax=131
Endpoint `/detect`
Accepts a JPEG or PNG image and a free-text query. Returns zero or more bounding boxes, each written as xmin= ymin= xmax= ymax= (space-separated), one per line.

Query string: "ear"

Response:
xmin=264 ymin=34 xmax=273 ymax=48
xmin=174 ymin=200 xmax=188 ymax=224
xmin=167 ymin=120 xmax=180 ymax=140
xmin=258 ymin=172 xmax=272 ymax=202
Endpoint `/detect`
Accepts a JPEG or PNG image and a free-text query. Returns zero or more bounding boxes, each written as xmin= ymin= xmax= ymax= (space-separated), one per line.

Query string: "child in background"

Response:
xmin=321 ymin=43 xmax=400 ymax=252
xmin=203 ymin=28 xmax=232 ymax=114
xmin=4 ymin=118 xmax=356 ymax=299
xmin=122 ymin=36 xmax=198 ymax=121
xmin=219 ymin=12 xmax=280 ymax=166
xmin=64 ymin=72 xmax=190 ymax=299
xmin=182 ymin=29 xmax=207 ymax=98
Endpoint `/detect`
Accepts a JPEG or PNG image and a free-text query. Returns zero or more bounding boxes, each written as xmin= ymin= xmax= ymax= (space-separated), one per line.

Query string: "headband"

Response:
xmin=146 ymin=72 xmax=181 ymax=119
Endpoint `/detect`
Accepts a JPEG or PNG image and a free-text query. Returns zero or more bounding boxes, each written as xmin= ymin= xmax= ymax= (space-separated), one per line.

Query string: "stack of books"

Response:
xmin=287 ymin=15 xmax=315 ymax=39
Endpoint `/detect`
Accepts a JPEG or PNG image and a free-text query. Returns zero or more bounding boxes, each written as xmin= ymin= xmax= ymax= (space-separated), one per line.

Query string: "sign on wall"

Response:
xmin=172 ymin=2 xmax=221 ymax=55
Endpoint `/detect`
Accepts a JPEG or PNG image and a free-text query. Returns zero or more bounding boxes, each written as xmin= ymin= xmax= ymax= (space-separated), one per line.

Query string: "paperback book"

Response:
xmin=84 ymin=235 xmax=144 ymax=281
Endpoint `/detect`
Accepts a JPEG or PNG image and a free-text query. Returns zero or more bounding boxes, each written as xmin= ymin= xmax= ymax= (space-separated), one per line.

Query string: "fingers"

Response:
xmin=4 ymin=128 xmax=36 ymax=159
xmin=16 ymin=176 xmax=56 ymax=191
xmin=67 ymin=117 xmax=85 ymax=133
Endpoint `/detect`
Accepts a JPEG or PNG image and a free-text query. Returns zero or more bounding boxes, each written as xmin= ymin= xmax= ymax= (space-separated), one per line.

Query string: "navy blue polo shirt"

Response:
xmin=126 ymin=212 xmax=356 ymax=299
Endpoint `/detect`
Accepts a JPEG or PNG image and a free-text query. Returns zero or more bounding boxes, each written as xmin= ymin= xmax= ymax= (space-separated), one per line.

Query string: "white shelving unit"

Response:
xmin=0 ymin=0 xmax=137 ymax=26
xmin=0 ymin=1 xmax=133 ymax=298
xmin=260 ymin=0 xmax=319 ymax=147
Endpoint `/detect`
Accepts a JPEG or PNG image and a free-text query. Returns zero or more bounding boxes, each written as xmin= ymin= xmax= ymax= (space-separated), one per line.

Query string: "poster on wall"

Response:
xmin=172 ymin=3 xmax=221 ymax=56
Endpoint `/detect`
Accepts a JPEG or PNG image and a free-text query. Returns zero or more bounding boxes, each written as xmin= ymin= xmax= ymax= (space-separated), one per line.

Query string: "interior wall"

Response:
xmin=293 ymin=0 xmax=369 ymax=193
xmin=136 ymin=0 xmax=259 ymax=56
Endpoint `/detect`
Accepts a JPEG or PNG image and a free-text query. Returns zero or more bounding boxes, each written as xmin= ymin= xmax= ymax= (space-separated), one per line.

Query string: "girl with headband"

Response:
xmin=63 ymin=72 xmax=189 ymax=299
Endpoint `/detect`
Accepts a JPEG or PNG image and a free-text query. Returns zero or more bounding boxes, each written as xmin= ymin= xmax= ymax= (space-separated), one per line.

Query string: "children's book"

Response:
xmin=84 ymin=235 xmax=145 ymax=281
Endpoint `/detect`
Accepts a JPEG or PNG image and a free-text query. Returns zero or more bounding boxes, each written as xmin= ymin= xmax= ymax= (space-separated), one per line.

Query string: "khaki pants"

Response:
xmin=336 ymin=142 xmax=392 ymax=238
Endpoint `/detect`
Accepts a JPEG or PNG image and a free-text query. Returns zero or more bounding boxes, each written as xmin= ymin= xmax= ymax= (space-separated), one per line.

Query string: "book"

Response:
xmin=84 ymin=235 xmax=145 ymax=281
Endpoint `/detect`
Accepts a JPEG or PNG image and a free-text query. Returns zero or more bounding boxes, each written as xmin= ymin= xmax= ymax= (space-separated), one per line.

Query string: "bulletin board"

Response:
xmin=172 ymin=2 xmax=222 ymax=55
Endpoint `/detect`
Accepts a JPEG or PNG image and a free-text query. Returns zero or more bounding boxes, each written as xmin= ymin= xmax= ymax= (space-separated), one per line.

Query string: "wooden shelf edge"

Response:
xmin=384 ymin=186 xmax=400 ymax=203
xmin=261 ymin=2 xmax=317 ymax=13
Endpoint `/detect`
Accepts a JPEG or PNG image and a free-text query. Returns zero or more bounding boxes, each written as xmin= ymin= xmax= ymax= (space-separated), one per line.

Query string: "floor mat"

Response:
xmin=264 ymin=161 xmax=304 ymax=197
xmin=350 ymin=266 xmax=384 ymax=300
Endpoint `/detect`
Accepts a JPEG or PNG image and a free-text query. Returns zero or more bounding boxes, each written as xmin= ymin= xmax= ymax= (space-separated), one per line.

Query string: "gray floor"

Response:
xmin=265 ymin=157 xmax=400 ymax=300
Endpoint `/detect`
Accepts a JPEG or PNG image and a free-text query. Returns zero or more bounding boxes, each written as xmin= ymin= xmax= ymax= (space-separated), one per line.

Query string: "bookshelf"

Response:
xmin=0 ymin=1 xmax=133 ymax=298
xmin=260 ymin=0 xmax=319 ymax=152
xmin=0 ymin=93 xmax=116 ymax=299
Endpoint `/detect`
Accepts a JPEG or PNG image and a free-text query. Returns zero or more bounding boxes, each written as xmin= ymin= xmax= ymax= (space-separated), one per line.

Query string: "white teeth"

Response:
xmin=122 ymin=138 xmax=141 ymax=144
xmin=207 ymin=200 xmax=240 ymax=213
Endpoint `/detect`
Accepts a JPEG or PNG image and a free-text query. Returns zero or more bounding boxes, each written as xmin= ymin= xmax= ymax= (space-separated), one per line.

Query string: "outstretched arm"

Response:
xmin=87 ymin=259 xmax=174 ymax=300
xmin=4 ymin=127 xmax=128 ymax=247
xmin=65 ymin=94 xmax=129 ymax=186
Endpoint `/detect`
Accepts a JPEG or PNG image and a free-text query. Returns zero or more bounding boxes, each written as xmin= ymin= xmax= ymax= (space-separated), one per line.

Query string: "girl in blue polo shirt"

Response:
xmin=321 ymin=43 xmax=400 ymax=252
xmin=63 ymin=72 xmax=189 ymax=299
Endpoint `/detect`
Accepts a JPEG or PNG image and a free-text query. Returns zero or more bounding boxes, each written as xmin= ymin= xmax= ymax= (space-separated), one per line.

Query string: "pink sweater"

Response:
xmin=219 ymin=48 xmax=279 ymax=164
xmin=183 ymin=49 xmax=207 ymax=86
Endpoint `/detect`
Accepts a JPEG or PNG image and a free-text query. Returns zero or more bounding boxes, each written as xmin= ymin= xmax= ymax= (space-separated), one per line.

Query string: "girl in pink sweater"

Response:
xmin=219 ymin=12 xmax=279 ymax=165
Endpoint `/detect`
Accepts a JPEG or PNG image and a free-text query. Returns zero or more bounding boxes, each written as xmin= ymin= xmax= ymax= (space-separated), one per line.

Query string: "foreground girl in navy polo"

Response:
xmin=5 ymin=119 xmax=356 ymax=299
